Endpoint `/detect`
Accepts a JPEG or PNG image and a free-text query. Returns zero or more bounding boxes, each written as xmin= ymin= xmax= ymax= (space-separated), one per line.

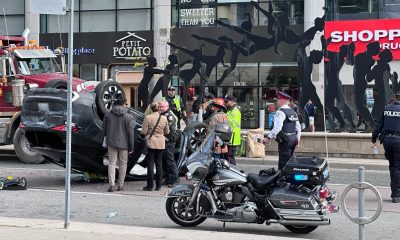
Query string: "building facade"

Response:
xmin=1 ymin=0 xmax=400 ymax=130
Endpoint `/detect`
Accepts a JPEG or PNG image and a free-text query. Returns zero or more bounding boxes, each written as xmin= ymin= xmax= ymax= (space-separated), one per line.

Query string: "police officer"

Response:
xmin=224 ymin=94 xmax=241 ymax=165
xmin=164 ymin=86 xmax=186 ymax=129
xmin=263 ymin=91 xmax=301 ymax=170
xmin=159 ymin=100 xmax=179 ymax=188
xmin=371 ymin=91 xmax=400 ymax=203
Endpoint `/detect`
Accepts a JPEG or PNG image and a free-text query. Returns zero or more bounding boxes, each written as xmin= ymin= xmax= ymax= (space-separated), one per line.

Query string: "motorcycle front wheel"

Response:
xmin=166 ymin=196 xmax=207 ymax=227
xmin=284 ymin=225 xmax=318 ymax=234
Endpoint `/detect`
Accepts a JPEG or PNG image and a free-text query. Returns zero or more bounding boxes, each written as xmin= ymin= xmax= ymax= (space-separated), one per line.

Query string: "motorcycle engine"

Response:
xmin=226 ymin=202 xmax=258 ymax=223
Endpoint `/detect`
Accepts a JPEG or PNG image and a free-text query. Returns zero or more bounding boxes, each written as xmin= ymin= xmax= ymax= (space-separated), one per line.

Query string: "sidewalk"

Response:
xmin=236 ymin=156 xmax=389 ymax=171
xmin=0 ymin=217 xmax=304 ymax=240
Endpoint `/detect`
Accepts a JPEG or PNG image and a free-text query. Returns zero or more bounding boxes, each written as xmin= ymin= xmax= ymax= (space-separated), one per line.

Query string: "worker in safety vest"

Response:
xmin=224 ymin=94 xmax=241 ymax=165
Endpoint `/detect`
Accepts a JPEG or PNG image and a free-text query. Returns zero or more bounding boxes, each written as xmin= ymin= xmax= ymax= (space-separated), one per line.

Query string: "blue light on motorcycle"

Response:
xmin=294 ymin=174 xmax=308 ymax=181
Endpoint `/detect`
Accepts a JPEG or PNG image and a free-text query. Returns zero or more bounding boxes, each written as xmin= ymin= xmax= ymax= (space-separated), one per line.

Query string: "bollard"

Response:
xmin=341 ymin=166 xmax=383 ymax=240
xmin=358 ymin=167 xmax=365 ymax=240
xmin=259 ymin=109 xmax=265 ymax=129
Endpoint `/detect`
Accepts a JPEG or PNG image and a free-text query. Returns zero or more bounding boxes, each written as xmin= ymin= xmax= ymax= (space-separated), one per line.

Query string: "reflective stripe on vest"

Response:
xmin=227 ymin=106 xmax=241 ymax=146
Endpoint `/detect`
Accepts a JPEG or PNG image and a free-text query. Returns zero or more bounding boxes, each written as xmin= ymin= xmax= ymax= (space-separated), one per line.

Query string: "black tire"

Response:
xmin=183 ymin=121 xmax=209 ymax=154
xmin=13 ymin=128 xmax=45 ymax=164
xmin=20 ymin=177 xmax=27 ymax=188
xmin=166 ymin=196 xmax=207 ymax=227
xmin=44 ymin=79 xmax=68 ymax=89
xmin=94 ymin=81 xmax=125 ymax=119
xmin=284 ymin=225 xmax=319 ymax=234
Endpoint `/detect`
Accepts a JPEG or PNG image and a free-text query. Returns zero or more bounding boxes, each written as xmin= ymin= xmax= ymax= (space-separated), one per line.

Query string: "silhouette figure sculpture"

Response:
xmin=251 ymin=1 xmax=327 ymax=56
xmin=352 ymin=41 xmax=380 ymax=131
xmin=297 ymin=40 xmax=324 ymax=127
xmin=150 ymin=54 xmax=180 ymax=100
xmin=138 ymin=57 xmax=169 ymax=112
xmin=322 ymin=36 xmax=356 ymax=132
xmin=167 ymin=42 xmax=208 ymax=108
xmin=367 ymin=49 xmax=396 ymax=121
xmin=215 ymin=12 xmax=275 ymax=56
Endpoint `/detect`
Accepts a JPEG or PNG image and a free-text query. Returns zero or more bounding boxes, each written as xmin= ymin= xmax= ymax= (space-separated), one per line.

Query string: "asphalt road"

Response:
xmin=0 ymin=157 xmax=399 ymax=240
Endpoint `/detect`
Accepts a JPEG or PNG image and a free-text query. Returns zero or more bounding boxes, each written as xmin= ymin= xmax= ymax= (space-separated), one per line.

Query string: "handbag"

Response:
xmin=141 ymin=113 xmax=162 ymax=155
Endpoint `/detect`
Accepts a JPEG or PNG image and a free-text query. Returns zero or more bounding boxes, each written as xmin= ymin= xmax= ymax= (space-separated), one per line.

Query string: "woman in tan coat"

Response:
xmin=141 ymin=102 xmax=169 ymax=191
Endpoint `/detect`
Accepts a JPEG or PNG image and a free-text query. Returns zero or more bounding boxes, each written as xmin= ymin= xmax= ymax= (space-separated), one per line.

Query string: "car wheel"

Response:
xmin=13 ymin=128 xmax=45 ymax=164
xmin=44 ymin=79 xmax=68 ymax=89
xmin=0 ymin=180 xmax=4 ymax=190
xmin=183 ymin=121 xmax=209 ymax=154
xmin=94 ymin=81 xmax=125 ymax=119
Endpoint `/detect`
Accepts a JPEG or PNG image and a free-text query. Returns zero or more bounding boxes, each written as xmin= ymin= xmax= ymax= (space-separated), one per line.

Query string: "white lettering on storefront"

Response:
xmin=331 ymin=29 xmax=400 ymax=42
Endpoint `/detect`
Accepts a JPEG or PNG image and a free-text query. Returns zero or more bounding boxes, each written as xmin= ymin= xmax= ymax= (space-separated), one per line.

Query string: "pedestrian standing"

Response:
xmin=159 ymin=100 xmax=179 ymax=187
xmin=371 ymin=91 xmax=400 ymax=203
xmin=304 ymin=99 xmax=316 ymax=132
xmin=224 ymin=94 xmax=241 ymax=165
xmin=102 ymin=96 xmax=135 ymax=192
xmin=141 ymin=102 xmax=169 ymax=191
xmin=263 ymin=92 xmax=301 ymax=170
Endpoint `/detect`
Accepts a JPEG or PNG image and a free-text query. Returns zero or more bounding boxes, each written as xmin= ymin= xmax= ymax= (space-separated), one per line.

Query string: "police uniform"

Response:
xmin=371 ymin=94 xmax=400 ymax=203
xmin=164 ymin=89 xmax=185 ymax=129
xmin=267 ymin=92 xmax=301 ymax=170
xmin=162 ymin=109 xmax=179 ymax=186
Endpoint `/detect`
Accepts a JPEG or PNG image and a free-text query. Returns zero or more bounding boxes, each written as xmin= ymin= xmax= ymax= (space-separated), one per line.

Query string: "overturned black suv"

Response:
xmin=20 ymin=81 xmax=208 ymax=178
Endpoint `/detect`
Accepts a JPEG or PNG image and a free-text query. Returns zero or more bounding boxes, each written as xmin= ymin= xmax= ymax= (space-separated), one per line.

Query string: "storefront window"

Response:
xmin=80 ymin=64 xmax=97 ymax=81
xmin=47 ymin=13 xmax=79 ymax=33
xmin=81 ymin=0 xmax=116 ymax=11
xmin=81 ymin=11 xmax=116 ymax=32
xmin=118 ymin=0 xmax=151 ymax=9
xmin=326 ymin=0 xmax=379 ymax=20
xmin=217 ymin=3 xmax=255 ymax=26
xmin=118 ymin=10 xmax=152 ymax=31
xmin=0 ymin=0 xmax=24 ymax=35
xmin=216 ymin=63 xmax=258 ymax=86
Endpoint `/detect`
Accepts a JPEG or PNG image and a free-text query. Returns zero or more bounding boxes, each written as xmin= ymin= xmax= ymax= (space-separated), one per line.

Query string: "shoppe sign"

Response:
xmin=325 ymin=19 xmax=400 ymax=59
xmin=179 ymin=0 xmax=216 ymax=27
xmin=40 ymin=31 xmax=153 ymax=64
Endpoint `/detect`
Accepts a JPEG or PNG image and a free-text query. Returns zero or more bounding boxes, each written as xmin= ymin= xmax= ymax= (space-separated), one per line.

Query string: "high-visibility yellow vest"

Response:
xmin=163 ymin=96 xmax=182 ymax=112
xmin=226 ymin=106 xmax=241 ymax=146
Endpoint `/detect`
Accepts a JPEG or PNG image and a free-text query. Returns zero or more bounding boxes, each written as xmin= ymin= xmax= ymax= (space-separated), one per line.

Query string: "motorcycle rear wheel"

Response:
xmin=284 ymin=225 xmax=318 ymax=234
xmin=166 ymin=196 xmax=207 ymax=227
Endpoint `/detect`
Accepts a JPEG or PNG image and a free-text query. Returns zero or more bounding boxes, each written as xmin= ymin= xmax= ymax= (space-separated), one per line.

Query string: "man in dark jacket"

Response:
xmin=159 ymin=100 xmax=179 ymax=187
xmin=102 ymin=96 xmax=135 ymax=192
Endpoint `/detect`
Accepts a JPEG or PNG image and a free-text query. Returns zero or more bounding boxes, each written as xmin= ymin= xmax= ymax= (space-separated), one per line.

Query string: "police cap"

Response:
xmin=277 ymin=91 xmax=291 ymax=100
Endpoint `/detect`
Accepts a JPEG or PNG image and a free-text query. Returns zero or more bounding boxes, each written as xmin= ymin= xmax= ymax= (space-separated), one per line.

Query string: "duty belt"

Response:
xmin=284 ymin=132 xmax=296 ymax=136
xmin=386 ymin=133 xmax=400 ymax=138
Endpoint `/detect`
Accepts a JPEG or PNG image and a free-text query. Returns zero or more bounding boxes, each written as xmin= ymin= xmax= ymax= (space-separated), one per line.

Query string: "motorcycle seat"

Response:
xmin=247 ymin=170 xmax=281 ymax=189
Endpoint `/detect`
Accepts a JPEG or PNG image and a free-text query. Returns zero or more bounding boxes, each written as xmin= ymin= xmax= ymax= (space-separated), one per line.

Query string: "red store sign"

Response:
xmin=325 ymin=19 xmax=400 ymax=59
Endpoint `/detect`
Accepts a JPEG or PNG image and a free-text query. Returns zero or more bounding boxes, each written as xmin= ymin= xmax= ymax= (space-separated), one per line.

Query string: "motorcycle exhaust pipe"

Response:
xmin=267 ymin=219 xmax=330 ymax=226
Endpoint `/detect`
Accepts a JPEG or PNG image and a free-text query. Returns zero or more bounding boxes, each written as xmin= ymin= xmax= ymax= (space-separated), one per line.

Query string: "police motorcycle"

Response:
xmin=166 ymin=123 xmax=338 ymax=234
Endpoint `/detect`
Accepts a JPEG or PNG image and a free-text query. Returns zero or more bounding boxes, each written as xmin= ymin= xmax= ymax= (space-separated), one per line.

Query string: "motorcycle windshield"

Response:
xmin=184 ymin=127 xmax=216 ymax=171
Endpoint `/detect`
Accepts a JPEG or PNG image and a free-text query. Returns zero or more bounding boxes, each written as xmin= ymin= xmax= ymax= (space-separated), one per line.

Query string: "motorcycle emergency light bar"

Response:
xmin=294 ymin=174 xmax=308 ymax=181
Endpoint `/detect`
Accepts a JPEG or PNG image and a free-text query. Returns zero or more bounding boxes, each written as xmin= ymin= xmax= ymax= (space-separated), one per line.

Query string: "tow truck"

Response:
xmin=0 ymin=28 xmax=85 ymax=164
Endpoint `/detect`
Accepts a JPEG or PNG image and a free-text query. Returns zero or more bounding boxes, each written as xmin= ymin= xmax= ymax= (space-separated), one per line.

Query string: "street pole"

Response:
xmin=64 ymin=0 xmax=74 ymax=229
xmin=358 ymin=167 xmax=365 ymax=240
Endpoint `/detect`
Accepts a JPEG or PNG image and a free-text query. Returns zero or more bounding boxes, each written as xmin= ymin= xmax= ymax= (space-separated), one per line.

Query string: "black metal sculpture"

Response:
xmin=352 ymin=41 xmax=380 ymax=132
xmin=138 ymin=56 xmax=169 ymax=112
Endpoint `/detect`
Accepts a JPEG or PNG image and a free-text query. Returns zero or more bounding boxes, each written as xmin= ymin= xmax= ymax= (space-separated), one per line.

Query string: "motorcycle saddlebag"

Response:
xmin=282 ymin=156 xmax=329 ymax=185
